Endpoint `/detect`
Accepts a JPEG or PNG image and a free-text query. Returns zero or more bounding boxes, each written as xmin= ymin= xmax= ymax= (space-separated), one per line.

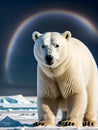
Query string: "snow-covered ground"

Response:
xmin=0 ymin=95 xmax=98 ymax=130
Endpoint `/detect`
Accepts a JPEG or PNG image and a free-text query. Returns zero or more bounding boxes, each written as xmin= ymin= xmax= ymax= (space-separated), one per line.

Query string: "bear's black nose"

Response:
xmin=45 ymin=55 xmax=54 ymax=64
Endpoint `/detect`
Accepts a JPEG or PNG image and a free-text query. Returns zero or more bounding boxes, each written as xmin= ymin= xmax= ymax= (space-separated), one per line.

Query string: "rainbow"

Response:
xmin=5 ymin=9 xmax=97 ymax=73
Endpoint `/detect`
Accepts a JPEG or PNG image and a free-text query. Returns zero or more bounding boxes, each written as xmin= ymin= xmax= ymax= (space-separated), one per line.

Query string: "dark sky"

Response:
xmin=0 ymin=0 xmax=98 ymax=96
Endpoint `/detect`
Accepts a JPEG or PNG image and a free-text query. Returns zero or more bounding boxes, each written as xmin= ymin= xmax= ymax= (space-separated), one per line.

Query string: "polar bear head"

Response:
xmin=32 ymin=31 xmax=71 ymax=68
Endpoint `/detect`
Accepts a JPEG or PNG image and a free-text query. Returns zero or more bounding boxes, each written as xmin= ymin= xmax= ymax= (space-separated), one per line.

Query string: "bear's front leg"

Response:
xmin=58 ymin=90 xmax=87 ymax=127
xmin=33 ymin=98 xmax=58 ymax=127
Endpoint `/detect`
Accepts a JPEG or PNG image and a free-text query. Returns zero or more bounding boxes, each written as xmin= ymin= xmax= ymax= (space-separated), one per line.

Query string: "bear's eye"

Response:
xmin=42 ymin=45 xmax=45 ymax=48
xmin=55 ymin=44 xmax=59 ymax=48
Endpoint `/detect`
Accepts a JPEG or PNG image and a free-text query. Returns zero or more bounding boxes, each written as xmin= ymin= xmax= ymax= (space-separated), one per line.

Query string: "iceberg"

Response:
xmin=0 ymin=116 xmax=33 ymax=127
xmin=0 ymin=95 xmax=37 ymax=109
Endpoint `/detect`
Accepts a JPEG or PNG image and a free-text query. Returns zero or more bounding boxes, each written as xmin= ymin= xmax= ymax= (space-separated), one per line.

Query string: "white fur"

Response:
xmin=32 ymin=31 xmax=98 ymax=127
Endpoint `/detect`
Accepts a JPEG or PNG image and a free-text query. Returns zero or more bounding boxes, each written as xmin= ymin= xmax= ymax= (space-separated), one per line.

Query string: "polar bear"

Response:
xmin=32 ymin=31 xmax=98 ymax=127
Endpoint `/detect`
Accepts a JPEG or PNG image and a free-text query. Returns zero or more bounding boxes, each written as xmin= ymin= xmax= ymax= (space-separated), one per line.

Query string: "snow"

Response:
xmin=0 ymin=95 xmax=97 ymax=130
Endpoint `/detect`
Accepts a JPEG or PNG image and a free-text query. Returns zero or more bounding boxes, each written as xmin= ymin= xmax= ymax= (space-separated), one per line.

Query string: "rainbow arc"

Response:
xmin=5 ymin=10 xmax=97 ymax=74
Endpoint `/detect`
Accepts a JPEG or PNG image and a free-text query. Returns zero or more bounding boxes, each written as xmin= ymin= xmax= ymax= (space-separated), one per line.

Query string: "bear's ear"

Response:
xmin=62 ymin=31 xmax=71 ymax=40
xmin=32 ymin=31 xmax=42 ymax=42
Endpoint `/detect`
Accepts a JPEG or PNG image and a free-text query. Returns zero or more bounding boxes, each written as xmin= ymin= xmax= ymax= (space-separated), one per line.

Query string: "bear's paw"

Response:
xmin=58 ymin=120 xmax=75 ymax=126
xmin=83 ymin=120 xmax=98 ymax=126
xmin=33 ymin=120 xmax=55 ymax=127
xmin=58 ymin=120 xmax=82 ymax=127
